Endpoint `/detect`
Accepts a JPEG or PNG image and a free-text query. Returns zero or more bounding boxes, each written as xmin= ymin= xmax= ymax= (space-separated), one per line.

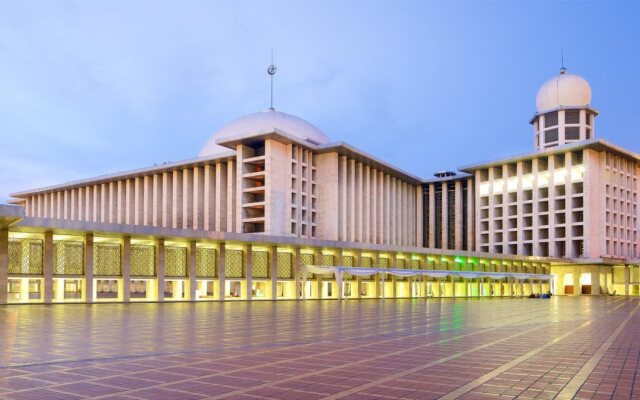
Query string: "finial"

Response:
xmin=560 ymin=49 xmax=567 ymax=74
xmin=267 ymin=49 xmax=277 ymax=111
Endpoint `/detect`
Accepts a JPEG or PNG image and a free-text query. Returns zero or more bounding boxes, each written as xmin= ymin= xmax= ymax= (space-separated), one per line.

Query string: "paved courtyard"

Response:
xmin=0 ymin=297 xmax=639 ymax=400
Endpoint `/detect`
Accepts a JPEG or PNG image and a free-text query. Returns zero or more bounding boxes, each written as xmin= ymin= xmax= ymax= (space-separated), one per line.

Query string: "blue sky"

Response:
xmin=1 ymin=1 xmax=639 ymax=202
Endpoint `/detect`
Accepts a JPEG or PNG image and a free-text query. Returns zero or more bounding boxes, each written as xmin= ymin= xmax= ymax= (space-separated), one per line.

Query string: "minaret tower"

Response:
xmin=531 ymin=67 xmax=598 ymax=150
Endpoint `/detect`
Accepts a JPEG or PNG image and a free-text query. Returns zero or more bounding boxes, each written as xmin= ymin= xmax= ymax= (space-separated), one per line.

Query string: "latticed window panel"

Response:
xmin=165 ymin=246 xmax=187 ymax=277
xmin=300 ymin=253 xmax=315 ymax=279
xmin=277 ymin=252 xmax=293 ymax=279
xmin=488 ymin=264 xmax=497 ymax=272
xmin=545 ymin=111 xmax=558 ymax=127
xmin=8 ymin=238 xmax=43 ymax=275
xmin=321 ymin=254 xmax=334 ymax=278
xmin=565 ymin=110 xmax=580 ymax=124
xmin=461 ymin=263 xmax=472 ymax=272
xmin=252 ymin=251 xmax=269 ymax=278
xmin=359 ymin=256 xmax=373 ymax=280
xmin=395 ymin=259 xmax=406 ymax=280
xmin=53 ymin=241 xmax=84 ymax=275
xmin=545 ymin=128 xmax=559 ymax=143
xmin=196 ymin=247 xmax=216 ymax=278
xmin=342 ymin=256 xmax=354 ymax=279
xmin=631 ymin=267 xmax=640 ymax=284
xmin=565 ymin=126 xmax=580 ymax=141
xmin=379 ymin=257 xmax=389 ymax=278
xmin=131 ymin=245 xmax=155 ymax=276
xmin=411 ymin=259 xmax=421 ymax=270
xmin=93 ymin=243 xmax=121 ymax=276
xmin=225 ymin=249 xmax=243 ymax=278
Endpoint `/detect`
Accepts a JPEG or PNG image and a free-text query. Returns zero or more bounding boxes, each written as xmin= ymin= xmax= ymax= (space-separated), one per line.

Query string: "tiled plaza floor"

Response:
xmin=1 ymin=297 xmax=639 ymax=399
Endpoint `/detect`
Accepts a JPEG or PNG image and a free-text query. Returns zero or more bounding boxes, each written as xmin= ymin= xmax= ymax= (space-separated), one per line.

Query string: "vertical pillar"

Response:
xmin=156 ymin=238 xmax=165 ymax=302
xmin=85 ymin=233 xmax=94 ymax=303
xmin=245 ymin=244 xmax=253 ymax=301
xmin=270 ymin=246 xmax=278 ymax=300
xmin=315 ymin=249 xmax=322 ymax=299
xmin=217 ymin=242 xmax=225 ymax=301
xmin=591 ymin=266 xmax=600 ymax=295
xmin=188 ymin=241 xmax=197 ymax=301
xmin=355 ymin=251 xmax=362 ymax=299
xmin=122 ymin=236 xmax=131 ymax=302
xmin=0 ymin=229 xmax=8 ymax=305
xmin=624 ymin=265 xmax=630 ymax=296
xmin=44 ymin=231 xmax=53 ymax=303
xmin=294 ymin=247 xmax=301 ymax=300
xmin=451 ymin=275 xmax=455 ymax=299
xmin=573 ymin=266 xmax=580 ymax=296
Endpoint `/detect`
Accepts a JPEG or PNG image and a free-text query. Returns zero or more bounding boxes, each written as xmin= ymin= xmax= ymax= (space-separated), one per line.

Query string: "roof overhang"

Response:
xmin=529 ymin=106 xmax=599 ymax=124
xmin=459 ymin=138 xmax=640 ymax=173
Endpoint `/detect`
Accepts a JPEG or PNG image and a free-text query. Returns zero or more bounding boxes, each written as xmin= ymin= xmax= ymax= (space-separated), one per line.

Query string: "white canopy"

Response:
xmin=302 ymin=265 xmax=552 ymax=300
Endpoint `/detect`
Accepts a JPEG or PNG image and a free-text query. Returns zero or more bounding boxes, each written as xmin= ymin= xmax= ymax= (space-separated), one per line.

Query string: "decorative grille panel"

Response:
xmin=411 ymin=259 xmax=421 ymax=270
xmin=225 ymin=249 xmax=243 ymax=278
xmin=565 ymin=127 xmax=580 ymax=141
xmin=565 ymin=110 xmax=580 ymax=124
xmin=252 ymin=251 xmax=269 ymax=278
xmin=461 ymin=262 xmax=472 ymax=272
xmin=277 ymin=252 xmax=293 ymax=279
xmin=342 ymin=256 xmax=354 ymax=279
xmin=53 ymin=241 xmax=84 ymax=275
xmin=8 ymin=238 xmax=43 ymax=275
xmin=545 ymin=128 xmax=559 ymax=143
xmin=545 ymin=112 xmax=558 ymax=127
xmin=196 ymin=248 xmax=216 ymax=278
xmin=361 ymin=257 xmax=372 ymax=268
xmin=131 ymin=245 xmax=155 ymax=276
xmin=321 ymin=254 xmax=334 ymax=278
xmin=631 ymin=267 xmax=640 ymax=283
xmin=93 ymin=243 xmax=121 ymax=276
xmin=379 ymin=257 xmax=389 ymax=278
xmin=301 ymin=253 xmax=314 ymax=278
xmin=165 ymin=246 xmax=187 ymax=277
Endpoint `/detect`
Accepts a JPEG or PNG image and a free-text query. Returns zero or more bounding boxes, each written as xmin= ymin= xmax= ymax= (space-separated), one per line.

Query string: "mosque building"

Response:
xmin=0 ymin=67 xmax=637 ymax=304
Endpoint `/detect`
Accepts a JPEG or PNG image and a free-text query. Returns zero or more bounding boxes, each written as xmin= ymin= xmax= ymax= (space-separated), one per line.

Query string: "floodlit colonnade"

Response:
xmin=0 ymin=227 xmax=555 ymax=304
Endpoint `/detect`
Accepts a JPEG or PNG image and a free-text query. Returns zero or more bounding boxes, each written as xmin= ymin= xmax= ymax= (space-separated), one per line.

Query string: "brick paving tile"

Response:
xmin=1 ymin=298 xmax=640 ymax=400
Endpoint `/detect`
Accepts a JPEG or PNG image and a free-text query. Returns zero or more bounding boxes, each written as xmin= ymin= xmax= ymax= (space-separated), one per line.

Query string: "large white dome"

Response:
xmin=199 ymin=110 xmax=330 ymax=157
xmin=536 ymin=69 xmax=592 ymax=113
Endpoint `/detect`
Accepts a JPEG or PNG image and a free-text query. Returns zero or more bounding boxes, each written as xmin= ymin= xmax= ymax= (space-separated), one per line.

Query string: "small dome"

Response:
xmin=535 ymin=68 xmax=592 ymax=113
xmin=199 ymin=109 xmax=330 ymax=157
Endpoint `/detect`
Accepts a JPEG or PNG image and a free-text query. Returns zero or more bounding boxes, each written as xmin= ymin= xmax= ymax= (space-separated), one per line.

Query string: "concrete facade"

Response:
xmin=2 ymin=68 xmax=640 ymax=304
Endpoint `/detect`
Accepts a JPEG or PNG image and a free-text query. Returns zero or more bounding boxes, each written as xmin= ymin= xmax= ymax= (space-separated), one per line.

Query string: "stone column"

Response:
xmin=44 ymin=231 xmax=53 ymax=304
xmin=122 ymin=236 xmax=131 ymax=302
xmin=573 ymin=266 xmax=580 ymax=295
xmin=270 ymin=246 xmax=278 ymax=300
xmin=217 ymin=242 xmax=225 ymax=301
xmin=451 ymin=275 xmax=455 ymax=299
xmin=245 ymin=244 xmax=253 ymax=301
xmin=156 ymin=238 xmax=165 ymax=302
xmin=0 ymin=229 xmax=8 ymax=305
xmin=591 ymin=266 xmax=600 ymax=295
xmin=85 ymin=233 xmax=94 ymax=303
xmin=315 ymin=249 xmax=322 ymax=299
xmin=355 ymin=251 xmax=362 ymax=299
xmin=624 ymin=265 xmax=630 ymax=296
xmin=294 ymin=247 xmax=301 ymax=300
xmin=188 ymin=241 xmax=197 ymax=301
